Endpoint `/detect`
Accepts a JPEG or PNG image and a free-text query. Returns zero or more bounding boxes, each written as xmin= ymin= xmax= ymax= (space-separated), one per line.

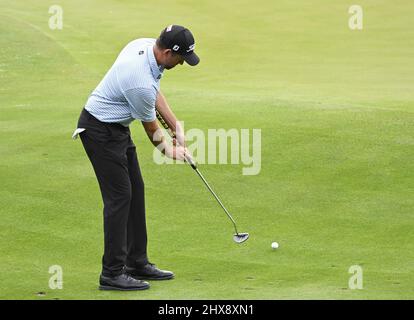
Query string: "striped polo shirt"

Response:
xmin=85 ymin=38 xmax=164 ymax=126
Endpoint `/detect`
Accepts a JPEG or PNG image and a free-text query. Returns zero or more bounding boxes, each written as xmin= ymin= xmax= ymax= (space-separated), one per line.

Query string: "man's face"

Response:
xmin=163 ymin=50 xmax=185 ymax=70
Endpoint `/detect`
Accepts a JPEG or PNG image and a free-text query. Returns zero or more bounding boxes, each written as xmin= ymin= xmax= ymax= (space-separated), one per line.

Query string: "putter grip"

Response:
xmin=156 ymin=110 xmax=197 ymax=170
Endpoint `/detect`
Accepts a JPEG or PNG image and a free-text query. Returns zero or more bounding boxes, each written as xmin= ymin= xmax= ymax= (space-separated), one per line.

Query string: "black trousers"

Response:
xmin=77 ymin=108 xmax=148 ymax=277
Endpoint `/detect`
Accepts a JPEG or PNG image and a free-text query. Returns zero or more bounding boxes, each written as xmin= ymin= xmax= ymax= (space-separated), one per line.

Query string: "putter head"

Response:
xmin=233 ymin=233 xmax=249 ymax=244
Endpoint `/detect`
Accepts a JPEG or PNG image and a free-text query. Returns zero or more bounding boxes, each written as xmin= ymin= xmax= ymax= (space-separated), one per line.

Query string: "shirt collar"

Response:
xmin=147 ymin=45 xmax=163 ymax=80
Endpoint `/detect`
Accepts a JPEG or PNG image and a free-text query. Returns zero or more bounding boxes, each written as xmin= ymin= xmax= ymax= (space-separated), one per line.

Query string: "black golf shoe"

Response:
xmin=126 ymin=263 xmax=174 ymax=280
xmin=99 ymin=273 xmax=150 ymax=291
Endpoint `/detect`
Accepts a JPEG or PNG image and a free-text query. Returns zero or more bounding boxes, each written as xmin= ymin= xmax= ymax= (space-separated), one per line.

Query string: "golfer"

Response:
xmin=74 ymin=25 xmax=199 ymax=291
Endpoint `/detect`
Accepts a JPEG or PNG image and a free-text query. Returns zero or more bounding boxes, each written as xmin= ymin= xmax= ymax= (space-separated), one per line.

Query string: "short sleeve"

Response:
xmin=123 ymin=87 xmax=156 ymax=122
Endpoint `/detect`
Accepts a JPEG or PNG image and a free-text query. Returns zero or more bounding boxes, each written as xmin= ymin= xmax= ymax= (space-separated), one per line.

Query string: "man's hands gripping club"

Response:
xmin=141 ymin=119 xmax=189 ymax=161
xmin=141 ymin=91 xmax=193 ymax=162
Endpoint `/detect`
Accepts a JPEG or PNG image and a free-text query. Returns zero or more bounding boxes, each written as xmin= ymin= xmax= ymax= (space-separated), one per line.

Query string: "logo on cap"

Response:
xmin=187 ymin=44 xmax=195 ymax=52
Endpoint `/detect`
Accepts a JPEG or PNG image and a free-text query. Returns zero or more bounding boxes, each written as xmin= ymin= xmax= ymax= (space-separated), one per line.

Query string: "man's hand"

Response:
xmin=141 ymin=119 xmax=193 ymax=162
xmin=171 ymin=138 xmax=194 ymax=163
xmin=174 ymin=125 xmax=186 ymax=148
xmin=165 ymin=144 xmax=187 ymax=161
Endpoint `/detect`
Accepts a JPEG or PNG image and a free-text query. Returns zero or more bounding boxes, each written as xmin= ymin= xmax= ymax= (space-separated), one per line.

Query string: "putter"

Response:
xmin=156 ymin=110 xmax=249 ymax=244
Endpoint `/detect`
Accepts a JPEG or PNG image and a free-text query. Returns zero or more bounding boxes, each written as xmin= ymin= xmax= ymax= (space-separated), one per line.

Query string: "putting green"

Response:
xmin=0 ymin=0 xmax=413 ymax=299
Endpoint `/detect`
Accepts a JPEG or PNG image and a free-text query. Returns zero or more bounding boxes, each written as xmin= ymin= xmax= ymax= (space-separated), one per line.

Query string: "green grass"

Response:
xmin=0 ymin=0 xmax=413 ymax=299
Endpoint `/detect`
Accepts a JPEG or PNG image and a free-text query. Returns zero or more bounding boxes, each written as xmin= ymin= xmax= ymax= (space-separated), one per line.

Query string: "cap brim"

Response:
xmin=184 ymin=52 xmax=200 ymax=66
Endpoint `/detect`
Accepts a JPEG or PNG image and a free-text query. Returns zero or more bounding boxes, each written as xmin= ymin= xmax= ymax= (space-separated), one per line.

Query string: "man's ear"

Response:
xmin=164 ymin=49 xmax=173 ymax=57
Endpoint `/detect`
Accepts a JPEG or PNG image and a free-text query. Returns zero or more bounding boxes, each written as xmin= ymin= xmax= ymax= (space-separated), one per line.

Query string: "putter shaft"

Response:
xmin=155 ymin=109 xmax=241 ymax=236
xmin=192 ymin=167 xmax=240 ymax=235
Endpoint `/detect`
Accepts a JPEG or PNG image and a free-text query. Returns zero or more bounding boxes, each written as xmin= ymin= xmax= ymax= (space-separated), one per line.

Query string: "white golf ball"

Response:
xmin=271 ymin=242 xmax=279 ymax=249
